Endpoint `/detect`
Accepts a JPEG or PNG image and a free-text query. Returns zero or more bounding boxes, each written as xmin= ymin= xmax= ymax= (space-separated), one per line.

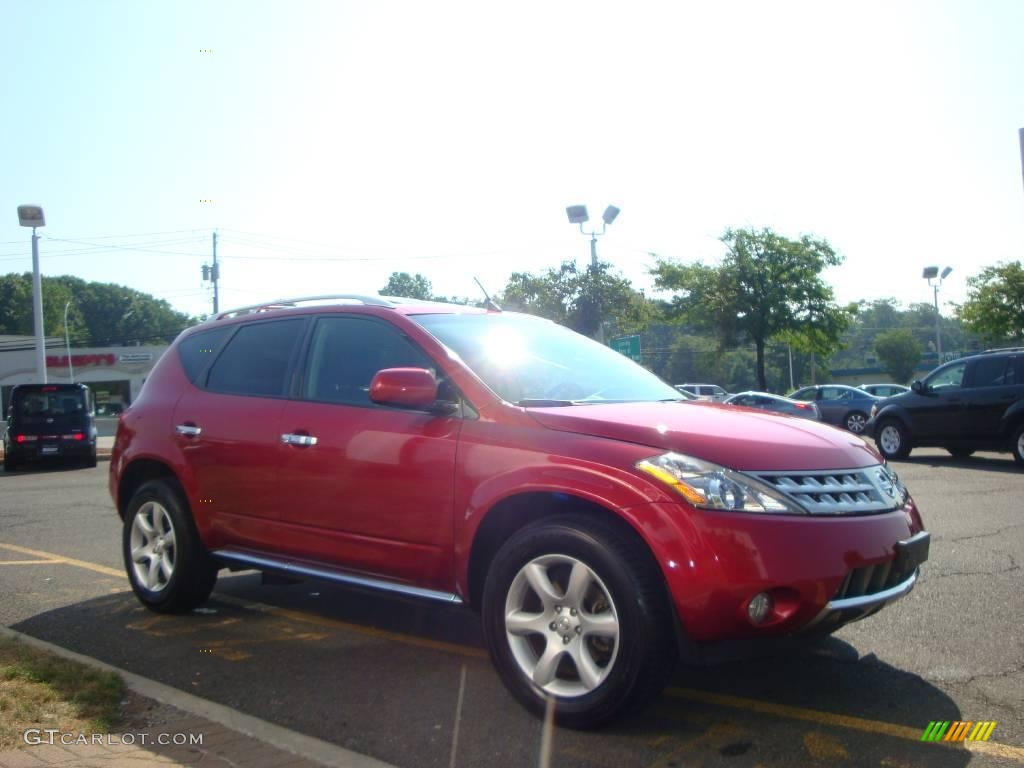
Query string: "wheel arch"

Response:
xmin=117 ymin=458 xmax=182 ymax=519
xmin=464 ymin=491 xmax=674 ymax=614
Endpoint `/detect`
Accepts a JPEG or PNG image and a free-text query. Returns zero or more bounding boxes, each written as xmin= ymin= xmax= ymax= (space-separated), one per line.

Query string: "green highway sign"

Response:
xmin=610 ymin=335 xmax=641 ymax=363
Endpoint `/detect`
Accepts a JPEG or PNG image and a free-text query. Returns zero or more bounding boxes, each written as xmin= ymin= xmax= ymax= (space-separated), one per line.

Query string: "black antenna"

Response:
xmin=473 ymin=277 xmax=502 ymax=311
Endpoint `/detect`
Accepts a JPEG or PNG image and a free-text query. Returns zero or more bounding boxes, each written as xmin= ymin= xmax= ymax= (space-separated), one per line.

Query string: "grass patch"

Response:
xmin=0 ymin=636 xmax=123 ymax=749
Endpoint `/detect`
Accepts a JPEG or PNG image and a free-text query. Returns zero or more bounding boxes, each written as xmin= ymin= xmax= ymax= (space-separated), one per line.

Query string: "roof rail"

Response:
xmin=981 ymin=346 xmax=1024 ymax=354
xmin=214 ymin=294 xmax=395 ymax=320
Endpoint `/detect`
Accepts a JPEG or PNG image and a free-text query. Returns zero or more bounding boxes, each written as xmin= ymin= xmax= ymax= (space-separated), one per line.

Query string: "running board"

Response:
xmin=212 ymin=550 xmax=464 ymax=605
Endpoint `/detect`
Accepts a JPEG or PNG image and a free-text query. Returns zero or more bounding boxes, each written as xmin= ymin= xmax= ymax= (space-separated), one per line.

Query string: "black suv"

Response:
xmin=865 ymin=348 xmax=1024 ymax=465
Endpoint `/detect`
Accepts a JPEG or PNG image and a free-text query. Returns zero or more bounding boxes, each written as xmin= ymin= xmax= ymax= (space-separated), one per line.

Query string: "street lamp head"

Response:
xmin=566 ymin=205 xmax=589 ymax=225
xmin=922 ymin=266 xmax=939 ymax=280
xmin=17 ymin=205 xmax=45 ymax=228
xmin=940 ymin=266 xmax=953 ymax=280
xmin=602 ymin=205 xmax=621 ymax=226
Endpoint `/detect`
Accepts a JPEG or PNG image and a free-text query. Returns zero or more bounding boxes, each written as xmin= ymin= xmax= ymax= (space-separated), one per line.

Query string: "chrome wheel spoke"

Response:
xmin=570 ymin=643 xmax=603 ymax=691
xmin=524 ymin=563 xmax=561 ymax=608
xmin=506 ymin=610 xmax=549 ymax=637
xmin=564 ymin=561 xmax=592 ymax=606
xmin=131 ymin=544 xmax=150 ymax=563
xmin=146 ymin=556 xmax=160 ymax=588
xmin=532 ymin=641 xmax=564 ymax=687
xmin=581 ymin=611 xmax=618 ymax=638
xmin=159 ymin=553 xmax=174 ymax=582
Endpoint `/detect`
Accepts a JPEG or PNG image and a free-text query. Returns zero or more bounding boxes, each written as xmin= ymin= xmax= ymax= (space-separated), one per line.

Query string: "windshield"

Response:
xmin=412 ymin=313 xmax=683 ymax=405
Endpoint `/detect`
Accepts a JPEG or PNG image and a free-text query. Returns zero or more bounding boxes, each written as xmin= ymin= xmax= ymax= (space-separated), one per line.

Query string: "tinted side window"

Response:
xmin=178 ymin=327 xmax=234 ymax=384
xmin=969 ymin=357 xmax=1008 ymax=387
xmin=303 ymin=317 xmax=435 ymax=406
xmin=792 ymin=388 xmax=815 ymax=401
xmin=926 ymin=360 xmax=967 ymax=390
xmin=207 ymin=319 xmax=305 ymax=397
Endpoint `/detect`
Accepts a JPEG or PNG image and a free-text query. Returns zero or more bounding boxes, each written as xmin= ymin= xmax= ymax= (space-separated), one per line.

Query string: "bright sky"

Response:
xmin=2 ymin=0 xmax=1022 ymax=321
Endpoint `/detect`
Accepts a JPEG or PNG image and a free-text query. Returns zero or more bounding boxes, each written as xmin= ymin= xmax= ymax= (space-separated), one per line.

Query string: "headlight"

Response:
xmin=879 ymin=462 xmax=909 ymax=503
xmin=636 ymin=452 xmax=808 ymax=514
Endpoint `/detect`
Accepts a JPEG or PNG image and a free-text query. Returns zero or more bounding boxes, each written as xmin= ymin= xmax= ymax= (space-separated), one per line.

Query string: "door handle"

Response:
xmin=281 ymin=433 xmax=318 ymax=447
xmin=175 ymin=424 xmax=202 ymax=437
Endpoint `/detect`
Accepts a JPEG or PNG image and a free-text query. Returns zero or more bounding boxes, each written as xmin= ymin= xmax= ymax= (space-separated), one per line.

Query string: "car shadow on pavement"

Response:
xmin=898 ymin=454 xmax=1022 ymax=474
xmin=10 ymin=573 xmax=972 ymax=768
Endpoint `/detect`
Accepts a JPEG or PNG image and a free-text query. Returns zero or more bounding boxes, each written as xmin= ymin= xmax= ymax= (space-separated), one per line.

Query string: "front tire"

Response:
xmin=875 ymin=419 xmax=911 ymax=460
xmin=123 ymin=479 xmax=218 ymax=613
xmin=845 ymin=411 xmax=868 ymax=434
xmin=481 ymin=515 xmax=674 ymax=729
xmin=1012 ymin=424 xmax=1024 ymax=468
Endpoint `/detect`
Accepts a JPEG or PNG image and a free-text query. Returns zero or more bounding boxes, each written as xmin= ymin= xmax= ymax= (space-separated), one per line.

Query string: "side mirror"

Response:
xmin=369 ymin=368 xmax=439 ymax=409
xmin=911 ymin=380 xmax=924 ymax=394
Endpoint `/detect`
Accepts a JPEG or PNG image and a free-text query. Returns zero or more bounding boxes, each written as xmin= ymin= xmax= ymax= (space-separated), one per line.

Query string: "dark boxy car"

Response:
xmin=3 ymin=383 xmax=98 ymax=471
xmin=866 ymin=348 xmax=1024 ymax=464
xmin=110 ymin=295 xmax=928 ymax=727
xmin=724 ymin=391 xmax=821 ymax=420
xmin=789 ymin=384 xmax=880 ymax=434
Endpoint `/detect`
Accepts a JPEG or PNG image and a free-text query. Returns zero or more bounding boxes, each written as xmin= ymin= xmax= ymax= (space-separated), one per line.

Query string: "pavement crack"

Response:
xmin=938 ymin=522 xmax=1024 ymax=544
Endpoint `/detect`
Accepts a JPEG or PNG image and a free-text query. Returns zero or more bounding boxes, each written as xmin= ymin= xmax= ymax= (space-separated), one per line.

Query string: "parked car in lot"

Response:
xmin=671 ymin=385 xmax=698 ymax=400
xmin=724 ymin=391 xmax=821 ymax=420
xmin=110 ymin=295 xmax=928 ymax=728
xmin=789 ymin=384 xmax=880 ymax=434
xmin=859 ymin=383 xmax=910 ymax=398
xmin=866 ymin=347 xmax=1024 ymax=465
xmin=675 ymin=383 xmax=730 ymax=401
xmin=3 ymin=383 xmax=98 ymax=471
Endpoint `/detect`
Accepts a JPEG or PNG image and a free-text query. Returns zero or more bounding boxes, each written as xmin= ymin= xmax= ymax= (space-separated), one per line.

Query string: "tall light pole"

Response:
xmin=565 ymin=204 xmax=621 ymax=343
xmin=17 ymin=205 xmax=47 ymax=383
xmin=64 ymin=300 xmax=74 ymax=383
xmin=922 ymin=265 xmax=953 ymax=362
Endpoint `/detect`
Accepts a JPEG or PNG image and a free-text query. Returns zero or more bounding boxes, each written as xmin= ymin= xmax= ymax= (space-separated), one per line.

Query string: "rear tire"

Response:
xmin=123 ymin=479 xmax=218 ymax=613
xmin=845 ymin=411 xmax=868 ymax=434
xmin=481 ymin=514 xmax=675 ymax=729
xmin=3 ymin=453 xmax=18 ymax=472
xmin=1012 ymin=424 xmax=1024 ymax=468
xmin=875 ymin=419 xmax=911 ymax=460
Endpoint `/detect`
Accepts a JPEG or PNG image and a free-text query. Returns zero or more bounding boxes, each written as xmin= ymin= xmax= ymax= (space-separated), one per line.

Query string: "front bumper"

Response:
xmin=636 ymin=498 xmax=927 ymax=642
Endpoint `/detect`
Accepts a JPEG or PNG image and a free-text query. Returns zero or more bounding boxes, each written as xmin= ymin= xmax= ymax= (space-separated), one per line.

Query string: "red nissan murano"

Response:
xmin=110 ymin=295 xmax=928 ymax=728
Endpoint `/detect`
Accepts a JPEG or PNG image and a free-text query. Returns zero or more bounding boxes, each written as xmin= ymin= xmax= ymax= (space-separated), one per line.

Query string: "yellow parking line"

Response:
xmin=3 ymin=540 xmax=1021 ymax=762
xmin=0 ymin=559 xmax=65 ymax=565
xmin=0 ymin=542 xmax=123 ymax=578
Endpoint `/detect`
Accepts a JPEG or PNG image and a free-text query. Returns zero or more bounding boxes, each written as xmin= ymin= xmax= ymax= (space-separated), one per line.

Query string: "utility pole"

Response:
xmin=212 ymin=230 xmax=220 ymax=314
xmin=202 ymin=231 xmax=221 ymax=315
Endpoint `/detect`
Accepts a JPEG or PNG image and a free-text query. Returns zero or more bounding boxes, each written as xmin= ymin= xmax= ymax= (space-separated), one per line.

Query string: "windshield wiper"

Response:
xmin=516 ymin=399 xmax=576 ymax=407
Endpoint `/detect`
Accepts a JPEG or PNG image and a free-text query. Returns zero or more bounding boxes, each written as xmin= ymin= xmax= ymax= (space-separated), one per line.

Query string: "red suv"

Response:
xmin=110 ymin=295 xmax=928 ymax=727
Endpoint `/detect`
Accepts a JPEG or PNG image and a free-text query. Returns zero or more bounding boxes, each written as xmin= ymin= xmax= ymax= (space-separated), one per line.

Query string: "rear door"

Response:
xmin=961 ymin=355 xmax=1018 ymax=439
xmin=172 ymin=318 xmax=307 ymax=549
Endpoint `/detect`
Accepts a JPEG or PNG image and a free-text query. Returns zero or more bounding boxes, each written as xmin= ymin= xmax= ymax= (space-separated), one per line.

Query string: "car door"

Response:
xmin=815 ymin=387 xmax=846 ymax=425
xmin=912 ymin=359 xmax=969 ymax=439
xmin=960 ymin=355 xmax=1018 ymax=439
xmin=273 ymin=314 xmax=461 ymax=590
xmin=172 ymin=318 xmax=307 ymax=550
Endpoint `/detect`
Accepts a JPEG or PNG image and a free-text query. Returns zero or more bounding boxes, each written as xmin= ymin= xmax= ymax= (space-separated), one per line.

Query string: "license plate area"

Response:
xmin=40 ymin=444 xmax=59 ymax=455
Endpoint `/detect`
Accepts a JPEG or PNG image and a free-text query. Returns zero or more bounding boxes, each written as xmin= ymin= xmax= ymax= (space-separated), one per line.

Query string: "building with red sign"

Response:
xmin=0 ymin=336 xmax=168 ymax=416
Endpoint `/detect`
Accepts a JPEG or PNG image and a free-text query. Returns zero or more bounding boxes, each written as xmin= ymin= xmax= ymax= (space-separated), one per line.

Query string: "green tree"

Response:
xmin=873 ymin=329 xmax=921 ymax=383
xmin=957 ymin=261 xmax=1024 ymax=343
xmin=500 ymin=261 xmax=653 ymax=339
xmin=651 ymin=228 xmax=852 ymax=390
xmin=380 ymin=272 xmax=434 ymax=301
xmin=0 ymin=274 xmax=194 ymax=346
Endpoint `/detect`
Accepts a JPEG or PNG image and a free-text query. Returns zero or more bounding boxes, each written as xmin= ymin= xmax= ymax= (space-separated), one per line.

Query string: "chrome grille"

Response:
xmin=753 ymin=466 xmax=905 ymax=515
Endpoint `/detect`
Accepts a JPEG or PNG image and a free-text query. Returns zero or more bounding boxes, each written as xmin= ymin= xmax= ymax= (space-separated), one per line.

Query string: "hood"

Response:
xmin=528 ymin=401 xmax=881 ymax=471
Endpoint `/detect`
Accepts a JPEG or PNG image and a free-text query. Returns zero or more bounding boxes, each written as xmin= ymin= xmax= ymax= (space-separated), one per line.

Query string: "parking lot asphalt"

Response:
xmin=1 ymin=451 xmax=1022 ymax=767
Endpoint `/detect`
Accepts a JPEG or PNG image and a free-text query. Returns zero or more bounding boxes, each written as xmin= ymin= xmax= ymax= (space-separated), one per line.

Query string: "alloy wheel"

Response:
xmin=129 ymin=501 xmax=177 ymax=592
xmin=504 ymin=554 xmax=620 ymax=697
xmin=879 ymin=424 xmax=902 ymax=455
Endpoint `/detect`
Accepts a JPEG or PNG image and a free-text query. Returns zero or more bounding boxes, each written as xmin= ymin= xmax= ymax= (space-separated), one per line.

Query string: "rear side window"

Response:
xmin=969 ymin=356 xmax=1010 ymax=387
xmin=12 ymin=387 xmax=88 ymax=426
xmin=178 ymin=327 xmax=234 ymax=384
xmin=207 ymin=319 xmax=305 ymax=397
xmin=302 ymin=316 xmax=435 ymax=406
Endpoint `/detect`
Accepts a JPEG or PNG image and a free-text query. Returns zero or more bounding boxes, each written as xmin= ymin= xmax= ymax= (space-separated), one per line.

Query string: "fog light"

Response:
xmin=747 ymin=592 xmax=773 ymax=625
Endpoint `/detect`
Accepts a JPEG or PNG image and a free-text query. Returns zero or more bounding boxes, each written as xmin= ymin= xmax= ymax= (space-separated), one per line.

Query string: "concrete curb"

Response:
xmin=0 ymin=625 xmax=397 ymax=768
